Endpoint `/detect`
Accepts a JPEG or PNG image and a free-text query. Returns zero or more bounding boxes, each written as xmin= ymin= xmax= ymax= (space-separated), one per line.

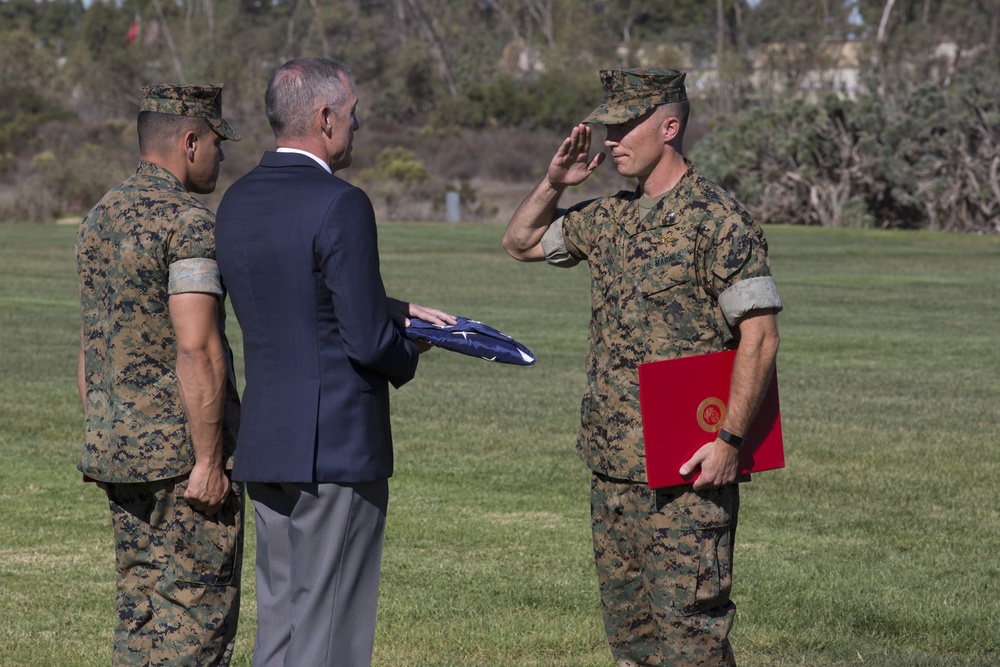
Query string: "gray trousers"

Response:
xmin=248 ymin=480 xmax=389 ymax=667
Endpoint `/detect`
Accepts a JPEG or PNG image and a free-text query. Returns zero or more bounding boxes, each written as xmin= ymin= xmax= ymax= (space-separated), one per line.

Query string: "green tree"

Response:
xmin=743 ymin=0 xmax=858 ymax=108
xmin=0 ymin=30 xmax=68 ymax=176
xmin=66 ymin=1 xmax=144 ymax=119
xmin=858 ymin=0 xmax=1000 ymax=86
xmin=0 ymin=0 xmax=85 ymax=47
xmin=369 ymin=39 xmax=441 ymax=122
xmin=691 ymin=66 xmax=1000 ymax=233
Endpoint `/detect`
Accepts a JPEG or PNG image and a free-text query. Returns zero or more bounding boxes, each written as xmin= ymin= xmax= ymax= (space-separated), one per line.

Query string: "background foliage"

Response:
xmin=690 ymin=72 xmax=1000 ymax=232
xmin=0 ymin=0 xmax=998 ymax=231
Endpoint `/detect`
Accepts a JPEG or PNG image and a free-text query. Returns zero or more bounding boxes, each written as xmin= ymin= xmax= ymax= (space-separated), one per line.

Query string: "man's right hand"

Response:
xmin=184 ymin=462 xmax=230 ymax=514
xmin=504 ymin=124 xmax=606 ymax=262
xmin=547 ymin=123 xmax=606 ymax=189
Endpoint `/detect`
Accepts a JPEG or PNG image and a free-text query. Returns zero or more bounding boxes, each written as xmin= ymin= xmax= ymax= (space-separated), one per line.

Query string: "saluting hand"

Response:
xmin=547 ymin=124 xmax=606 ymax=189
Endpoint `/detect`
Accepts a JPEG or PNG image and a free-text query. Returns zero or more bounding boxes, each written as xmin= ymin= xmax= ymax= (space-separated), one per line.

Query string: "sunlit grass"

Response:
xmin=1 ymin=222 xmax=998 ymax=666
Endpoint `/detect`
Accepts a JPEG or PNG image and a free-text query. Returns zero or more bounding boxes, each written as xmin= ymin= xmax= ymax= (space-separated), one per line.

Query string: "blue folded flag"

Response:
xmin=405 ymin=316 xmax=536 ymax=366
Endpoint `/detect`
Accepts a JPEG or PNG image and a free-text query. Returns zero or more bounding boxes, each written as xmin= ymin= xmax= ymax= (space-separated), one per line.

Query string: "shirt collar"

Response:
xmin=276 ymin=147 xmax=332 ymax=174
xmin=136 ymin=161 xmax=185 ymax=191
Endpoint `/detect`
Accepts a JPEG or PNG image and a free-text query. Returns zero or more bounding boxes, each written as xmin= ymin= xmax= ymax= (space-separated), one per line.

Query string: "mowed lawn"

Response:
xmin=0 ymin=221 xmax=997 ymax=667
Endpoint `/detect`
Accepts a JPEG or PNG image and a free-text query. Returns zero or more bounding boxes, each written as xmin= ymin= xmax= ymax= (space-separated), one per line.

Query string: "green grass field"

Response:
xmin=1 ymin=222 xmax=998 ymax=666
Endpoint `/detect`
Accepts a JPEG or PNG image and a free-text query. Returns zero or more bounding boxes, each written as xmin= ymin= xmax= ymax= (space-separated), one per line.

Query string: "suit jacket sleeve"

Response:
xmin=316 ymin=186 xmax=418 ymax=388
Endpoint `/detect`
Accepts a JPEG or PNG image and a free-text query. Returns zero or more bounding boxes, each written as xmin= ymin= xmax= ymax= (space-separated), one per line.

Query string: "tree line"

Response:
xmin=1 ymin=0 xmax=998 ymax=232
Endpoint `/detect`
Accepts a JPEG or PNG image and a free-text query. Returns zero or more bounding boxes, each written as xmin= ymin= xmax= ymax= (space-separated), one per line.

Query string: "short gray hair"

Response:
xmin=265 ymin=58 xmax=351 ymax=140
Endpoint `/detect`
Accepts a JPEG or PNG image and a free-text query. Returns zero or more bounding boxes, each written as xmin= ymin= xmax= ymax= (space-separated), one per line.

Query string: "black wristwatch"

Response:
xmin=717 ymin=429 xmax=745 ymax=449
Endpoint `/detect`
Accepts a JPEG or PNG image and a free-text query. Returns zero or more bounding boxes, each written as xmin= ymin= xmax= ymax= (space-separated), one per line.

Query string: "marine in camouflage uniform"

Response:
xmin=76 ymin=84 xmax=244 ymax=667
xmin=503 ymin=69 xmax=782 ymax=666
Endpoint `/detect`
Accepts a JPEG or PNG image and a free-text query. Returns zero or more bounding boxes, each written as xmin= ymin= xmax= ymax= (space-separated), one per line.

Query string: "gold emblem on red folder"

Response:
xmin=696 ymin=397 xmax=726 ymax=433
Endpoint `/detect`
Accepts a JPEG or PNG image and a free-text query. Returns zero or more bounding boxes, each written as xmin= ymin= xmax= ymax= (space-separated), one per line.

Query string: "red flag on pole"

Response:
xmin=126 ymin=14 xmax=140 ymax=45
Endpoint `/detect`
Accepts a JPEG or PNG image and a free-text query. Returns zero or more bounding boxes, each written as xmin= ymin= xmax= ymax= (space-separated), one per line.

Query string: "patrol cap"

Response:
xmin=582 ymin=68 xmax=687 ymax=125
xmin=139 ymin=84 xmax=241 ymax=141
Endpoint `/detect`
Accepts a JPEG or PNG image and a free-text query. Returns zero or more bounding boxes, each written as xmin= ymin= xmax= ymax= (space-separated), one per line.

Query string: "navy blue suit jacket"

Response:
xmin=215 ymin=151 xmax=419 ymax=483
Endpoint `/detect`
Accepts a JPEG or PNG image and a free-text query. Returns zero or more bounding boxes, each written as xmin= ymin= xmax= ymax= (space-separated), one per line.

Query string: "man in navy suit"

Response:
xmin=215 ymin=57 xmax=453 ymax=667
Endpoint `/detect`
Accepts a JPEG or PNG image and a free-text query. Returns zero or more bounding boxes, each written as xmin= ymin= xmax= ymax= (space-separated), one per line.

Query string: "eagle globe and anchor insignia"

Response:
xmin=696 ymin=396 xmax=727 ymax=433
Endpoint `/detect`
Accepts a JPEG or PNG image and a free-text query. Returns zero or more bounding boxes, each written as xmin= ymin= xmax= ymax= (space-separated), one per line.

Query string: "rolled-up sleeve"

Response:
xmin=168 ymin=258 xmax=224 ymax=296
xmin=718 ymin=275 xmax=783 ymax=326
xmin=541 ymin=217 xmax=586 ymax=268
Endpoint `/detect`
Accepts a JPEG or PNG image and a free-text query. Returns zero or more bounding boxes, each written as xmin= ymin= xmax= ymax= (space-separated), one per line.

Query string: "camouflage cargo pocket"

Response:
xmin=653 ymin=486 xmax=734 ymax=617
xmin=167 ymin=479 xmax=243 ymax=587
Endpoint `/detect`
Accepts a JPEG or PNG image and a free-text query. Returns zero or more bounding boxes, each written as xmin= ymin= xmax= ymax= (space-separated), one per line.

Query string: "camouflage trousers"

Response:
xmin=104 ymin=476 xmax=244 ymax=667
xmin=591 ymin=473 xmax=740 ymax=667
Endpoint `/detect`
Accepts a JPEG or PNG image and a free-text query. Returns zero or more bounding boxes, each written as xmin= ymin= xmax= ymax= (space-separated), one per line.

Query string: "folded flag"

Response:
xmin=405 ymin=316 xmax=536 ymax=366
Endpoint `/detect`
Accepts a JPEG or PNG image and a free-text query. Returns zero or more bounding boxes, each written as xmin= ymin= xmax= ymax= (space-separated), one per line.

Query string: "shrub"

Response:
xmin=691 ymin=70 xmax=1000 ymax=233
xmin=428 ymin=69 xmax=599 ymax=132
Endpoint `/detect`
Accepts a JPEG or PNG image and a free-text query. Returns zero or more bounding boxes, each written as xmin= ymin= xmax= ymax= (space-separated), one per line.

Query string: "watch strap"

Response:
xmin=718 ymin=428 xmax=745 ymax=449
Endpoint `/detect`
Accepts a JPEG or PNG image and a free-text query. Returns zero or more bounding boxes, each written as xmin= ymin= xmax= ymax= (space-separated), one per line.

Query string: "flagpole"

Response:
xmin=151 ymin=0 xmax=185 ymax=81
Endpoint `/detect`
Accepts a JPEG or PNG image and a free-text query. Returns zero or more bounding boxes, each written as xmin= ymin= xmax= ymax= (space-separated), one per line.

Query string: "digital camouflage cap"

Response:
xmin=582 ymin=68 xmax=687 ymax=125
xmin=140 ymin=84 xmax=241 ymax=141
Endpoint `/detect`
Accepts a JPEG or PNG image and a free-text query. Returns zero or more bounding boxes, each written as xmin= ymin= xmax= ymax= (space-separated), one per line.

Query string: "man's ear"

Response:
xmin=183 ymin=130 xmax=199 ymax=162
xmin=661 ymin=115 xmax=681 ymax=143
xmin=318 ymin=105 xmax=332 ymax=136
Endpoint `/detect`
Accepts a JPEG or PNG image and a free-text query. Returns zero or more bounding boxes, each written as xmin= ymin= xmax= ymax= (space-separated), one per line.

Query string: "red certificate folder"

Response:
xmin=638 ymin=349 xmax=784 ymax=488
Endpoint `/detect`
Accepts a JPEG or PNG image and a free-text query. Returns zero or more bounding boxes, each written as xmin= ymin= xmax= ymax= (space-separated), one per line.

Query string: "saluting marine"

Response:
xmin=503 ymin=68 xmax=782 ymax=666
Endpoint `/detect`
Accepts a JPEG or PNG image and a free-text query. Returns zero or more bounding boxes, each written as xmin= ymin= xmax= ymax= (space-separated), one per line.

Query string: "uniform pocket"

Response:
xmin=655 ymin=486 xmax=735 ymax=616
xmin=636 ymin=263 xmax=690 ymax=347
xmin=168 ymin=479 xmax=243 ymax=587
xmin=638 ymin=266 xmax=687 ymax=300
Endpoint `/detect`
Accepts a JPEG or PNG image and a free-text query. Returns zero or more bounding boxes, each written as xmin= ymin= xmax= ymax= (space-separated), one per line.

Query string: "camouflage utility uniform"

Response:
xmin=541 ymin=160 xmax=782 ymax=666
xmin=77 ymin=161 xmax=243 ymax=666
